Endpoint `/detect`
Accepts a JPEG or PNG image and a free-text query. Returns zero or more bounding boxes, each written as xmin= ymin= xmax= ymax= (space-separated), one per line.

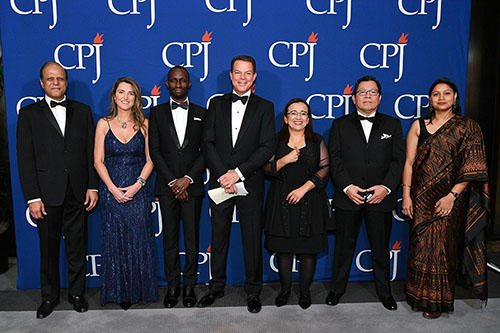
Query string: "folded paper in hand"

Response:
xmin=208 ymin=182 xmax=248 ymax=205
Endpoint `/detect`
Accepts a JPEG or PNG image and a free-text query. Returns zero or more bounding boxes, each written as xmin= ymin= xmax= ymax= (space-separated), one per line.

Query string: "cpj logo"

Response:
xmin=269 ymin=32 xmax=319 ymax=82
xmin=108 ymin=0 xmax=156 ymax=29
xmin=360 ymin=33 xmax=409 ymax=83
xmin=54 ymin=33 xmax=104 ymax=84
xmin=204 ymin=0 xmax=252 ymax=27
xmin=307 ymin=84 xmax=354 ymax=119
xmin=398 ymin=0 xmax=442 ymax=30
xmin=306 ymin=0 xmax=352 ymax=29
xmin=394 ymin=93 xmax=429 ymax=120
xmin=142 ymin=84 xmax=161 ymax=110
xmin=162 ymin=31 xmax=213 ymax=82
xmin=10 ymin=0 xmax=58 ymax=29
xmin=355 ymin=241 xmax=403 ymax=281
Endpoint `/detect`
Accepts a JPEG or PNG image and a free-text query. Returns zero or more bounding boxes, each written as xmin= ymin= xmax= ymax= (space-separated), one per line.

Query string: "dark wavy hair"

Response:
xmin=108 ymin=77 xmax=146 ymax=130
xmin=427 ymin=77 xmax=461 ymax=122
xmin=277 ymin=98 xmax=318 ymax=142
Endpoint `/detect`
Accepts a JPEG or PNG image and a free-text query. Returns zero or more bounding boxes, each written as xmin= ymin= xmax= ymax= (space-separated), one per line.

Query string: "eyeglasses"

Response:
xmin=356 ymin=89 xmax=379 ymax=96
xmin=287 ymin=111 xmax=308 ymax=118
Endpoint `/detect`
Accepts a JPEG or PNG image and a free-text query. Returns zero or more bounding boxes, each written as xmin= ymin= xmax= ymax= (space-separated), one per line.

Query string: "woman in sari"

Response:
xmin=402 ymin=78 xmax=489 ymax=319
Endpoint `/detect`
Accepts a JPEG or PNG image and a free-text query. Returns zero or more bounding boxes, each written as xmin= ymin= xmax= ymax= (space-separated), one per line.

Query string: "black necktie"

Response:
xmin=232 ymin=93 xmax=248 ymax=105
xmin=358 ymin=115 xmax=375 ymax=123
xmin=50 ymin=100 xmax=67 ymax=108
xmin=172 ymin=101 xmax=188 ymax=110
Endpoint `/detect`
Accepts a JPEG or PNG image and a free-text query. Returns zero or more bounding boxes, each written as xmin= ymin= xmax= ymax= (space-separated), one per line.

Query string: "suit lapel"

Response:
xmin=41 ymin=100 xmax=64 ymax=137
xmin=234 ymin=93 xmax=257 ymax=148
xmin=165 ymin=104 xmax=181 ymax=149
xmin=64 ymin=100 xmax=74 ymax=143
xmin=221 ymin=94 xmax=233 ymax=147
xmin=349 ymin=112 xmax=366 ymax=144
xmin=367 ymin=113 xmax=382 ymax=145
xmin=181 ymin=106 xmax=194 ymax=149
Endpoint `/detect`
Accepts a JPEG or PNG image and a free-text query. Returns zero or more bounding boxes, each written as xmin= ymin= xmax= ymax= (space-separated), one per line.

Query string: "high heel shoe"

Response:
xmin=298 ymin=292 xmax=311 ymax=309
xmin=275 ymin=290 xmax=291 ymax=307
xmin=119 ymin=301 xmax=132 ymax=310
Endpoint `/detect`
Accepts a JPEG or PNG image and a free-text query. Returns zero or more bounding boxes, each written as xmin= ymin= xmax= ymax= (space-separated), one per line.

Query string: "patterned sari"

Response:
xmin=405 ymin=115 xmax=489 ymax=313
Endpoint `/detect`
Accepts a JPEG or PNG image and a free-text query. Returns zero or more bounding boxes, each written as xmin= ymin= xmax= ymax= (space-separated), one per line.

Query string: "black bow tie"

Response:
xmin=358 ymin=115 xmax=375 ymax=123
xmin=50 ymin=100 xmax=67 ymax=108
xmin=172 ymin=101 xmax=188 ymax=110
xmin=232 ymin=93 xmax=248 ymax=105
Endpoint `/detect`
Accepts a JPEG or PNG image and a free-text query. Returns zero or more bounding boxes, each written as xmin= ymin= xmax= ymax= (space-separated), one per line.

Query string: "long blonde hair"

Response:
xmin=108 ymin=77 xmax=145 ymax=130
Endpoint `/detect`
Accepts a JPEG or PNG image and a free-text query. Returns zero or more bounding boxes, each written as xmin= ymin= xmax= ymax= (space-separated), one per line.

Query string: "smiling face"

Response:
xmin=113 ymin=82 xmax=136 ymax=112
xmin=352 ymin=80 xmax=381 ymax=116
xmin=284 ymin=102 xmax=310 ymax=132
xmin=430 ymin=83 xmax=457 ymax=112
xmin=40 ymin=63 xmax=67 ymax=101
xmin=166 ymin=67 xmax=191 ymax=102
xmin=229 ymin=60 xmax=257 ymax=95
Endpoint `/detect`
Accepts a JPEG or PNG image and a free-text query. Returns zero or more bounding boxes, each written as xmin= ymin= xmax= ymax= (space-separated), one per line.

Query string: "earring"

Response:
xmin=452 ymin=100 xmax=457 ymax=112
xmin=428 ymin=103 xmax=434 ymax=113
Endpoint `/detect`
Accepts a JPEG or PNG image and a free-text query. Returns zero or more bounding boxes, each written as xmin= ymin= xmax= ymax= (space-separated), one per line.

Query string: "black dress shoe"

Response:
xmin=381 ymin=296 xmax=397 ymax=310
xmin=247 ymin=295 xmax=261 ymax=313
xmin=182 ymin=286 xmax=197 ymax=308
xmin=163 ymin=287 xmax=180 ymax=308
xmin=68 ymin=295 xmax=89 ymax=313
xmin=36 ymin=299 xmax=59 ymax=319
xmin=325 ymin=291 xmax=342 ymax=306
xmin=298 ymin=292 xmax=312 ymax=310
xmin=275 ymin=290 xmax=291 ymax=307
xmin=119 ymin=301 xmax=132 ymax=311
xmin=197 ymin=290 xmax=224 ymax=307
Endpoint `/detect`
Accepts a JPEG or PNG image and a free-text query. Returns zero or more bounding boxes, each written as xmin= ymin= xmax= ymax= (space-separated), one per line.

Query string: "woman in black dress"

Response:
xmin=264 ymin=98 xmax=329 ymax=309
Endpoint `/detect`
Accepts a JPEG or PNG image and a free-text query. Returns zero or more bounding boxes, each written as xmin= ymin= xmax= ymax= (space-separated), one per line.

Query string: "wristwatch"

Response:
xmin=451 ymin=191 xmax=459 ymax=199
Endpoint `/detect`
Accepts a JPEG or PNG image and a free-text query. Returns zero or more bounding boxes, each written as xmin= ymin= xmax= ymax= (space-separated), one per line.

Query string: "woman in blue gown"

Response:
xmin=94 ymin=77 xmax=157 ymax=310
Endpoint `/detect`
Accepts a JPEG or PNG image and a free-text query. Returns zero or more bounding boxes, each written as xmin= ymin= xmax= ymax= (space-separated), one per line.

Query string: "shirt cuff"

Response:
xmin=382 ymin=185 xmax=391 ymax=195
xmin=88 ymin=189 xmax=98 ymax=192
xmin=168 ymin=179 xmax=177 ymax=186
xmin=343 ymin=184 xmax=353 ymax=194
xmin=184 ymin=175 xmax=194 ymax=184
xmin=27 ymin=198 xmax=41 ymax=204
xmin=234 ymin=168 xmax=245 ymax=181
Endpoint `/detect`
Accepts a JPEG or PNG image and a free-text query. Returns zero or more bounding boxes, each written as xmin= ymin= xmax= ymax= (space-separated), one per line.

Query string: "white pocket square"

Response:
xmin=381 ymin=133 xmax=392 ymax=140
xmin=193 ymin=117 xmax=202 ymax=121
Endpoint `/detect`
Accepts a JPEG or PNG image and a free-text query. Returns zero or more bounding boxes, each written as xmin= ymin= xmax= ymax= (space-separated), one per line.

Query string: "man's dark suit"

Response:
xmin=148 ymin=101 xmax=205 ymax=288
xmin=202 ymin=93 xmax=275 ymax=296
xmin=16 ymin=99 xmax=97 ymax=302
xmin=328 ymin=112 xmax=404 ymax=299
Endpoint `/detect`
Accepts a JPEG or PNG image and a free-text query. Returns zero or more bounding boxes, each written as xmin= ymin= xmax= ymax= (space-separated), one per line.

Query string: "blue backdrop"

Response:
xmin=0 ymin=0 xmax=471 ymax=290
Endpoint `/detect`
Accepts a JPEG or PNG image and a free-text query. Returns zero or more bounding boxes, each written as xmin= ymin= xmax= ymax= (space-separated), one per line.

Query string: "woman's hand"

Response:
xmin=402 ymin=196 xmax=413 ymax=219
xmin=109 ymin=186 xmax=128 ymax=203
xmin=280 ymin=148 xmax=300 ymax=166
xmin=434 ymin=193 xmax=455 ymax=217
xmin=119 ymin=182 xmax=142 ymax=202
xmin=286 ymin=187 xmax=307 ymax=204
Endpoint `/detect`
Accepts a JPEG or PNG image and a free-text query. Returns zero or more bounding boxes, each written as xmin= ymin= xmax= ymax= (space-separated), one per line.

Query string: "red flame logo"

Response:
xmin=206 ymin=244 xmax=211 ymax=252
xmin=151 ymin=85 xmax=161 ymax=96
xmin=398 ymin=33 xmax=408 ymax=44
xmin=93 ymin=33 xmax=104 ymax=44
xmin=202 ymin=31 xmax=213 ymax=42
xmin=308 ymin=32 xmax=318 ymax=43
xmin=343 ymin=84 xmax=353 ymax=95
xmin=392 ymin=241 xmax=402 ymax=250
xmin=251 ymin=83 xmax=256 ymax=93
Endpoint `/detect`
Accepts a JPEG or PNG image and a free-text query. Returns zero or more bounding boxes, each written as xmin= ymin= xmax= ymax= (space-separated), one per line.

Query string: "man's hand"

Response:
xmin=29 ymin=201 xmax=47 ymax=219
xmin=170 ymin=177 xmax=191 ymax=196
xmin=175 ymin=189 xmax=189 ymax=201
xmin=366 ymin=185 xmax=388 ymax=204
xmin=218 ymin=170 xmax=240 ymax=189
xmin=224 ymin=184 xmax=238 ymax=194
xmin=84 ymin=190 xmax=99 ymax=211
xmin=345 ymin=185 xmax=366 ymax=205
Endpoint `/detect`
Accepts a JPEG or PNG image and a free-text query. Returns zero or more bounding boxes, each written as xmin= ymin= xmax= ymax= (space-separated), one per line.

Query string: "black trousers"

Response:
xmin=159 ymin=194 xmax=202 ymax=288
xmin=330 ymin=207 xmax=393 ymax=299
xmin=37 ymin=185 xmax=87 ymax=302
xmin=209 ymin=190 xmax=263 ymax=296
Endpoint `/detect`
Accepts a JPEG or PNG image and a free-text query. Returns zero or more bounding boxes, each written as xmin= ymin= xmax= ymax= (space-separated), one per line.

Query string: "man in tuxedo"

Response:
xmin=149 ymin=66 xmax=205 ymax=308
xmin=16 ymin=62 xmax=98 ymax=318
xmin=198 ymin=55 xmax=275 ymax=313
xmin=326 ymin=75 xmax=404 ymax=310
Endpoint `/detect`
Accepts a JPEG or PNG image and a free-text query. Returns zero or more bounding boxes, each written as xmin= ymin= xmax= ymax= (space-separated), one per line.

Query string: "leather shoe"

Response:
xmin=325 ymin=291 xmax=342 ymax=306
xmin=275 ymin=290 xmax=291 ymax=307
xmin=197 ymin=290 xmax=224 ymax=307
xmin=182 ymin=286 xmax=197 ymax=308
xmin=298 ymin=292 xmax=312 ymax=310
xmin=423 ymin=311 xmax=441 ymax=319
xmin=247 ymin=295 xmax=261 ymax=313
xmin=163 ymin=287 xmax=180 ymax=308
xmin=381 ymin=296 xmax=397 ymax=311
xmin=36 ymin=299 xmax=59 ymax=319
xmin=119 ymin=301 xmax=132 ymax=311
xmin=68 ymin=295 xmax=88 ymax=313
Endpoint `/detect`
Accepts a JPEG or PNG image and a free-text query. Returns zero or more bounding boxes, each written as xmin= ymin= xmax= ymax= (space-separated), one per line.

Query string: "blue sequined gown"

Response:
xmin=99 ymin=127 xmax=157 ymax=305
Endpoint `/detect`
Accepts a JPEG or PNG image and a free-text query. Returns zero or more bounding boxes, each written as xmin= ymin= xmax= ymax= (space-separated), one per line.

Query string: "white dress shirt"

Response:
xmin=231 ymin=90 xmax=251 ymax=181
xmin=170 ymin=97 xmax=189 ymax=146
xmin=46 ymin=95 xmax=67 ymax=136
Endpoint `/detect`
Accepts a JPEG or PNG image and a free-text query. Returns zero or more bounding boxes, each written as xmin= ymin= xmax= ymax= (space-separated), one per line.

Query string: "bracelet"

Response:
xmin=402 ymin=184 xmax=411 ymax=188
xmin=137 ymin=177 xmax=146 ymax=187
xmin=450 ymin=191 xmax=459 ymax=199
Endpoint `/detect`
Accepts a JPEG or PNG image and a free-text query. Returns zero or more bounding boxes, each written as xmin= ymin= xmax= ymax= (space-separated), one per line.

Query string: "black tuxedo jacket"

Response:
xmin=202 ymin=93 xmax=275 ymax=194
xmin=328 ymin=112 xmax=405 ymax=212
xmin=149 ymin=101 xmax=206 ymax=197
xmin=16 ymin=99 xmax=98 ymax=206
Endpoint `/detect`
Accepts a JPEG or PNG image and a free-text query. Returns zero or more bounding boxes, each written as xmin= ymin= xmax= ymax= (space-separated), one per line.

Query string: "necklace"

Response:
xmin=117 ymin=117 xmax=130 ymax=129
